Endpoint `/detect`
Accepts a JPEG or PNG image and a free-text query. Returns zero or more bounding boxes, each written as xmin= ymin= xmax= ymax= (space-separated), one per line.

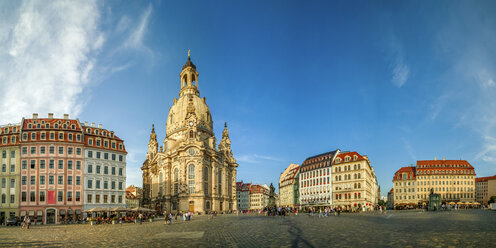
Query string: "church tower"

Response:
xmin=142 ymin=51 xmax=238 ymax=214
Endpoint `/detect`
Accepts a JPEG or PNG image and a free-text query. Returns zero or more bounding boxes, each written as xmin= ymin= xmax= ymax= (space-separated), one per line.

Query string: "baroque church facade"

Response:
xmin=141 ymin=53 xmax=238 ymax=214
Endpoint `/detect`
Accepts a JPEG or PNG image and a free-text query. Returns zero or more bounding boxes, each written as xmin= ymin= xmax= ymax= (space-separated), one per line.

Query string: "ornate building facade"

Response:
xmin=141 ymin=54 xmax=238 ymax=214
xmin=278 ymin=163 xmax=300 ymax=208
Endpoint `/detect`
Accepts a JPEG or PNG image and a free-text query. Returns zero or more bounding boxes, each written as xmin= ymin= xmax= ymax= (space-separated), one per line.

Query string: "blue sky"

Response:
xmin=1 ymin=0 xmax=496 ymax=196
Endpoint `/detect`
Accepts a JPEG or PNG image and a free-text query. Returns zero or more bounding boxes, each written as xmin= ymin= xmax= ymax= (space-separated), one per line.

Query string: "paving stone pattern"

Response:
xmin=0 ymin=210 xmax=495 ymax=247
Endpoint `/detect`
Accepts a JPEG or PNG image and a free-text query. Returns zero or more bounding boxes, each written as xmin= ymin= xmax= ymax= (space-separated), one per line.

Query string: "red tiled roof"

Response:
xmin=416 ymin=160 xmax=475 ymax=175
xmin=334 ymin=151 xmax=366 ymax=162
xmin=393 ymin=166 xmax=416 ymax=181
xmin=476 ymin=175 xmax=496 ymax=182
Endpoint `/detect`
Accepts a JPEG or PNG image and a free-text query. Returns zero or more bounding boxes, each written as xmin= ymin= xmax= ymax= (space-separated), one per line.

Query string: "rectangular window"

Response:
xmin=58 ymin=160 xmax=63 ymax=169
xmin=58 ymin=146 xmax=64 ymax=154
xmin=96 ymin=165 xmax=101 ymax=174
xmin=87 ymin=194 xmax=92 ymax=203
xmin=30 ymin=176 xmax=35 ymax=185
xmin=88 ymin=151 xmax=93 ymax=158
xmin=11 ymin=151 xmax=15 ymax=158
xmin=49 ymin=146 xmax=54 ymax=154
xmin=88 ymin=164 xmax=93 ymax=173
xmin=76 ymin=161 xmax=81 ymax=170
xmin=96 ymin=180 xmax=100 ymax=189
xmin=68 ymin=147 xmax=73 ymax=155
xmin=22 ymin=176 xmax=27 ymax=185
xmin=58 ymin=176 xmax=63 ymax=184
xmin=41 ymin=132 xmax=46 ymax=140
xmin=111 ymin=167 xmax=115 ymax=175
xmin=30 ymin=192 xmax=35 ymax=202
xmin=10 ymin=179 xmax=15 ymax=188
xmin=76 ymin=134 xmax=81 ymax=142
xmin=112 ymin=154 xmax=116 ymax=161
xmin=10 ymin=164 xmax=15 ymax=172
xmin=40 ymin=160 xmax=45 ymax=169
xmin=119 ymin=155 xmax=123 ymax=162
xmin=49 ymin=176 xmax=54 ymax=184
xmin=40 ymin=175 xmax=45 ymax=185
xmin=21 ymin=192 xmax=27 ymax=202
xmin=104 ymin=153 xmax=108 ymax=160
xmin=22 ymin=160 xmax=27 ymax=169
xmin=95 ymin=194 xmax=100 ymax=203
xmin=118 ymin=196 xmax=122 ymax=203
xmin=22 ymin=147 xmax=27 ymax=154
xmin=111 ymin=181 xmax=115 ymax=190
xmin=68 ymin=133 xmax=73 ymax=141
xmin=119 ymin=182 xmax=123 ymax=190
xmin=103 ymin=195 xmax=108 ymax=203
xmin=30 ymin=160 xmax=36 ymax=169
xmin=89 ymin=139 xmax=93 ymax=145
xmin=112 ymin=142 xmax=116 ymax=149
xmin=58 ymin=133 xmax=64 ymax=140
xmin=30 ymin=146 xmax=36 ymax=154
xmin=1 ymin=178 xmax=5 ymax=188
xmin=76 ymin=176 xmax=80 ymax=185
xmin=111 ymin=195 xmax=115 ymax=203
xmin=49 ymin=160 xmax=54 ymax=169
xmin=58 ymin=191 xmax=63 ymax=202
xmin=119 ymin=168 xmax=123 ymax=176
xmin=31 ymin=133 xmax=36 ymax=141
xmin=68 ymin=176 xmax=73 ymax=185
xmin=104 ymin=141 xmax=109 ymax=147
xmin=11 ymin=194 xmax=15 ymax=203
xmin=88 ymin=180 xmax=93 ymax=189
xmin=76 ymin=148 xmax=81 ymax=155
xmin=96 ymin=140 xmax=101 ymax=146
xmin=1 ymin=164 xmax=5 ymax=172
xmin=104 ymin=181 xmax=108 ymax=189
xmin=104 ymin=166 xmax=108 ymax=174
xmin=96 ymin=152 xmax=101 ymax=159
xmin=68 ymin=160 xmax=73 ymax=170
xmin=50 ymin=132 xmax=55 ymax=140
xmin=67 ymin=191 xmax=72 ymax=201
xmin=40 ymin=191 xmax=45 ymax=202
xmin=76 ymin=191 xmax=80 ymax=201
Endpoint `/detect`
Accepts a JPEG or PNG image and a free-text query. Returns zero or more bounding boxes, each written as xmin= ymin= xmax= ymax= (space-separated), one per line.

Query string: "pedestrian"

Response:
xmin=26 ymin=216 xmax=30 ymax=230
xmin=139 ymin=213 xmax=143 ymax=225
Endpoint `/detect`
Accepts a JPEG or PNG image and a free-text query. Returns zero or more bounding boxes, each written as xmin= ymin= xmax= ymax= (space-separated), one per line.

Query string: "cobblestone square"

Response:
xmin=1 ymin=210 xmax=495 ymax=247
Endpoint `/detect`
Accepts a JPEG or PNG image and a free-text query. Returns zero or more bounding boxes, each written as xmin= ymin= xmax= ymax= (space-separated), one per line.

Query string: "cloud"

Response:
xmin=388 ymin=36 xmax=410 ymax=88
xmin=391 ymin=59 xmax=410 ymax=87
xmin=237 ymin=154 xmax=284 ymax=164
xmin=402 ymin=138 xmax=416 ymax=161
xmin=123 ymin=4 xmax=152 ymax=50
xmin=0 ymin=0 xmax=102 ymax=123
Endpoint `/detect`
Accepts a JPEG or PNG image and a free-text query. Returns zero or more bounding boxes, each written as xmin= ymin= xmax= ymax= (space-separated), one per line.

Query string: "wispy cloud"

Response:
xmin=0 ymin=0 xmax=102 ymax=123
xmin=388 ymin=36 xmax=410 ymax=88
xmin=237 ymin=154 xmax=284 ymax=164
xmin=401 ymin=138 xmax=416 ymax=162
xmin=123 ymin=4 xmax=152 ymax=51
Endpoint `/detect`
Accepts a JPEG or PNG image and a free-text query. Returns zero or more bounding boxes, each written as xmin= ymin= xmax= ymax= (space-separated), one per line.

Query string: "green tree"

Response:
xmin=489 ymin=196 xmax=496 ymax=204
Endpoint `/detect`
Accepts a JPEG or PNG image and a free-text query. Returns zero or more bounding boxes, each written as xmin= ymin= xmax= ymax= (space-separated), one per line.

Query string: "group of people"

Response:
xmin=21 ymin=216 xmax=31 ymax=229
xmin=163 ymin=211 xmax=194 ymax=224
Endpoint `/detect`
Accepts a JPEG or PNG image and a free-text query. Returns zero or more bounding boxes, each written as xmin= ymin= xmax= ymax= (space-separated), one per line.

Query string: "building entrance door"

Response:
xmin=189 ymin=204 xmax=194 ymax=213
xmin=46 ymin=209 xmax=56 ymax=224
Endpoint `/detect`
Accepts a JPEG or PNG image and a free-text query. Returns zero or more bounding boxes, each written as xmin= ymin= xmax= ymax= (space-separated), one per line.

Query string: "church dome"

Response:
xmin=166 ymin=94 xmax=213 ymax=135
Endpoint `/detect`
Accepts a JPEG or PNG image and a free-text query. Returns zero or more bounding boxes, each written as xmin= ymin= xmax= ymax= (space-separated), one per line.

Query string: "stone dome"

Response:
xmin=165 ymin=93 xmax=213 ymax=136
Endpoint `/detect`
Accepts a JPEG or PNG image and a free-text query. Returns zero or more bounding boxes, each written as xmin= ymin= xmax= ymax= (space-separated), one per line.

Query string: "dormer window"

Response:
xmin=28 ymin=124 xmax=32 ymax=128
xmin=71 ymin=124 xmax=75 ymax=130
xmin=353 ymin=155 xmax=358 ymax=161
xmin=46 ymin=124 xmax=49 ymax=128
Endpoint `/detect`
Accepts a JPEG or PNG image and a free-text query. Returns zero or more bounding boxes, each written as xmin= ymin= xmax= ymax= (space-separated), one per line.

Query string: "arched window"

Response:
xmin=218 ymin=168 xmax=222 ymax=195
xmin=358 ymin=183 xmax=361 ymax=188
xmin=190 ymin=130 xmax=194 ymax=139
xmin=174 ymin=168 xmax=179 ymax=195
xmin=189 ymin=164 xmax=195 ymax=179
xmin=354 ymin=174 xmax=357 ymax=179
xmin=358 ymin=173 xmax=361 ymax=179
xmin=354 ymin=183 xmax=357 ymax=189
xmin=339 ymin=175 xmax=341 ymax=181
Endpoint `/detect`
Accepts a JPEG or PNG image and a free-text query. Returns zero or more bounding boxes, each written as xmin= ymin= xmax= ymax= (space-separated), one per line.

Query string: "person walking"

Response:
xmin=138 ymin=213 xmax=143 ymax=225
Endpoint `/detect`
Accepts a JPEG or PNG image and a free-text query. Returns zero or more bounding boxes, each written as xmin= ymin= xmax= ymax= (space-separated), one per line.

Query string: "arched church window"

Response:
xmin=189 ymin=164 xmax=195 ymax=179
xmin=218 ymin=168 xmax=222 ymax=195
xmin=174 ymin=168 xmax=179 ymax=181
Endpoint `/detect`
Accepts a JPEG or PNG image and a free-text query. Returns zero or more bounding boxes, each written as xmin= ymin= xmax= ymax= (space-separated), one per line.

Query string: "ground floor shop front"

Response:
xmin=19 ymin=206 xmax=83 ymax=224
